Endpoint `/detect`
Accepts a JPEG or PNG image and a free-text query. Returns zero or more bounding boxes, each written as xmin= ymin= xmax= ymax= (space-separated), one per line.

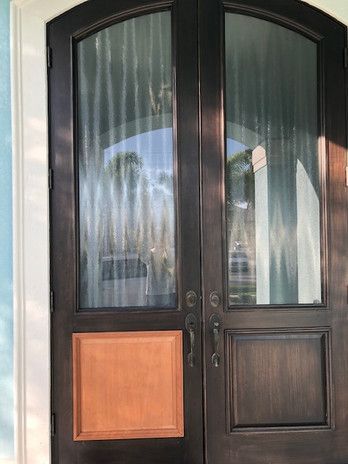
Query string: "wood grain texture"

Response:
xmin=49 ymin=1 xmax=204 ymax=460
xmin=200 ymin=1 xmax=347 ymax=463
xmin=73 ymin=331 xmax=184 ymax=441
xmin=228 ymin=330 xmax=330 ymax=429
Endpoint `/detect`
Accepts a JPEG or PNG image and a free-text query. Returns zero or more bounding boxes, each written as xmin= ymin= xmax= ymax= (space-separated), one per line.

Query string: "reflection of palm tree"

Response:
xmin=226 ymin=149 xmax=254 ymax=210
xmin=157 ymin=171 xmax=174 ymax=192
xmin=159 ymin=198 xmax=172 ymax=253
xmin=137 ymin=176 xmax=151 ymax=258
xmin=105 ymin=151 xmax=143 ymax=179
xmin=226 ymin=149 xmax=255 ymax=251
xmin=102 ymin=148 xmax=175 ymax=303
xmin=149 ymin=83 xmax=172 ymax=115
xmin=105 ymin=151 xmax=143 ymax=254
xmin=226 ymin=149 xmax=257 ymax=304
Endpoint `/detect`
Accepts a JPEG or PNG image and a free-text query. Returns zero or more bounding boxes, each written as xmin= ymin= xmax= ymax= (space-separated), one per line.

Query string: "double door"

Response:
xmin=49 ymin=1 xmax=348 ymax=462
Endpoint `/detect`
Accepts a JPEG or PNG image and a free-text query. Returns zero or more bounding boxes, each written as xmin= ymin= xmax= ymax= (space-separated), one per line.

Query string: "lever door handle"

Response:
xmin=185 ymin=313 xmax=197 ymax=367
xmin=209 ymin=313 xmax=222 ymax=367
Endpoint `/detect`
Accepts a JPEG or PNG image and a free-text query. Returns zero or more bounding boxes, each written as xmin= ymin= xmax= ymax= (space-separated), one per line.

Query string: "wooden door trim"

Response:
xmin=72 ymin=1 xmax=175 ymax=41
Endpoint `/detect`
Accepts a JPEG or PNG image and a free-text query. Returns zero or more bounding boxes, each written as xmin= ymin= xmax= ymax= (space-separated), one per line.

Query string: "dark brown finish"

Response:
xmin=49 ymin=0 xmax=348 ymax=463
xmin=200 ymin=1 xmax=348 ymax=463
xmin=48 ymin=0 xmax=202 ymax=463
xmin=228 ymin=330 xmax=330 ymax=429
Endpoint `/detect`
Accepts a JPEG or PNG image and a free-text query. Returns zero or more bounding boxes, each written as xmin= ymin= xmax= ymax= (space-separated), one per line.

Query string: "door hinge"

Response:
xmin=48 ymin=168 xmax=54 ymax=190
xmin=51 ymin=413 xmax=56 ymax=437
xmin=50 ymin=290 xmax=55 ymax=313
xmin=344 ymin=47 xmax=348 ymax=68
xmin=345 ymin=166 xmax=348 ymax=187
xmin=47 ymin=46 xmax=53 ymax=69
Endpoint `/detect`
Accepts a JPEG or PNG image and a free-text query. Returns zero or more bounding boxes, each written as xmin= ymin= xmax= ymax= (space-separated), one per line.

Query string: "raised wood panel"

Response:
xmin=227 ymin=330 xmax=331 ymax=430
xmin=73 ymin=331 xmax=184 ymax=441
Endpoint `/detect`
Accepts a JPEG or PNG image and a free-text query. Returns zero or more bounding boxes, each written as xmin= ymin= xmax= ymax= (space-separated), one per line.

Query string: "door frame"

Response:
xmin=10 ymin=2 xmax=87 ymax=463
xmin=9 ymin=1 xmax=347 ymax=463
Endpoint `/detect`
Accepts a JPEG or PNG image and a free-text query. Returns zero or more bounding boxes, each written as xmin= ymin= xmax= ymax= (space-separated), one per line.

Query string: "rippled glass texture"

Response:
xmin=77 ymin=12 xmax=176 ymax=309
xmin=225 ymin=14 xmax=322 ymax=306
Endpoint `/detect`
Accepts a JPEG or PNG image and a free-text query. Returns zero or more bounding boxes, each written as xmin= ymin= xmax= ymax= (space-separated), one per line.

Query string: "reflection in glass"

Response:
xmin=225 ymin=14 xmax=322 ymax=305
xmin=77 ymin=12 xmax=176 ymax=308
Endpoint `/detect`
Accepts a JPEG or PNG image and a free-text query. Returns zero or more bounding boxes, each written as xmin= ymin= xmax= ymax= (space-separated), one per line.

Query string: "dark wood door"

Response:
xmin=50 ymin=0 xmax=348 ymax=463
xmin=200 ymin=1 xmax=348 ymax=463
xmin=48 ymin=1 xmax=203 ymax=463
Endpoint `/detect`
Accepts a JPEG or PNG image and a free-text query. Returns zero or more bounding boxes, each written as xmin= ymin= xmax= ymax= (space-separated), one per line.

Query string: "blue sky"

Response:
xmin=104 ymin=128 xmax=173 ymax=173
xmin=227 ymin=138 xmax=248 ymax=157
xmin=104 ymin=128 xmax=249 ymax=170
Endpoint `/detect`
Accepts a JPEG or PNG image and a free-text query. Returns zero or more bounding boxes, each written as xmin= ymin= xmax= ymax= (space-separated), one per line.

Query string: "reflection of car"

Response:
xmin=229 ymin=251 xmax=248 ymax=273
xmin=102 ymin=254 xmax=147 ymax=281
xmin=101 ymin=253 xmax=148 ymax=307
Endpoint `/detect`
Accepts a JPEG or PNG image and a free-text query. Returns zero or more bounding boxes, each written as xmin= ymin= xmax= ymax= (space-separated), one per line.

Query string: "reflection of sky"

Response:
xmin=104 ymin=128 xmax=173 ymax=173
xmin=227 ymin=138 xmax=248 ymax=157
xmin=104 ymin=131 xmax=247 ymax=167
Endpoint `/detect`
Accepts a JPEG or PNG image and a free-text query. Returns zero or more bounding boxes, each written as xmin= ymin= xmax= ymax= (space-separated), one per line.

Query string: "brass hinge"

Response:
xmin=51 ymin=413 xmax=56 ymax=437
xmin=47 ymin=46 xmax=53 ymax=69
xmin=50 ymin=290 xmax=55 ymax=313
xmin=48 ymin=168 xmax=54 ymax=190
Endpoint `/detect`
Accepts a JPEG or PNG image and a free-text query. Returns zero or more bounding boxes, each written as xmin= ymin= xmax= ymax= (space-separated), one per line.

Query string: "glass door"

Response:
xmin=49 ymin=1 xmax=203 ymax=463
xmin=49 ymin=0 xmax=348 ymax=463
xmin=200 ymin=1 xmax=348 ymax=463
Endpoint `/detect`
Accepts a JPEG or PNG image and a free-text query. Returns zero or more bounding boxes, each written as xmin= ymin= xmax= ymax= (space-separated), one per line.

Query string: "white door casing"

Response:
xmin=11 ymin=3 xmax=87 ymax=463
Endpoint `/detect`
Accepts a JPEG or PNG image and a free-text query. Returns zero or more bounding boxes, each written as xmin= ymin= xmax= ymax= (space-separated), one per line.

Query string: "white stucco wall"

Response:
xmin=303 ymin=0 xmax=348 ymax=25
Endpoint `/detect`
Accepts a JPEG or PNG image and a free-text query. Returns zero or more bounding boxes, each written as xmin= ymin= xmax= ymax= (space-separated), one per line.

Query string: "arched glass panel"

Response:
xmin=77 ymin=11 xmax=176 ymax=309
xmin=225 ymin=13 xmax=322 ymax=306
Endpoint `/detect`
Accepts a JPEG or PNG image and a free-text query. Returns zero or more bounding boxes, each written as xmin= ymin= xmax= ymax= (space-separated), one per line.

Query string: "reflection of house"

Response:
xmin=252 ymin=145 xmax=267 ymax=173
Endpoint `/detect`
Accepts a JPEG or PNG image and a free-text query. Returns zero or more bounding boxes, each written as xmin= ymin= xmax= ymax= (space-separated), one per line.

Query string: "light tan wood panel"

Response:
xmin=73 ymin=331 xmax=184 ymax=441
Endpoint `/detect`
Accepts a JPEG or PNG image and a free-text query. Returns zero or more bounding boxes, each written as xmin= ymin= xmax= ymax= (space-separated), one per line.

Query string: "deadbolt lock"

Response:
xmin=209 ymin=291 xmax=221 ymax=308
xmin=185 ymin=290 xmax=198 ymax=308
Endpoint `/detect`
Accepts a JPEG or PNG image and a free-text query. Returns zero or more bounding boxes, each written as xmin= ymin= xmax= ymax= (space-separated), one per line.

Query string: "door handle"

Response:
xmin=209 ymin=313 xmax=222 ymax=367
xmin=185 ymin=313 xmax=197 ymax=367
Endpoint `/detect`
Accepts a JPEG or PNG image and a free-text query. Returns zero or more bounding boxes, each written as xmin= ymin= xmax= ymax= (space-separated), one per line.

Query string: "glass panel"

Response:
xmin=77 ymin=12 xmax=176 ymax=309
xmin=225 ymin=13 xmax=322 ymax=306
